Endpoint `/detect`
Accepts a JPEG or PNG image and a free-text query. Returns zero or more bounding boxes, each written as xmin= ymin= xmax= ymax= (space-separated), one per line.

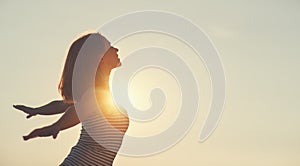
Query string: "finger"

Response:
xmin=53 ymin=130 xmax=59 ymax=139
xmin=23 ymin=134 xmax=36 ymax=141
xmin=15 ymin=105 xmax=31 ymax=110
xmin=53 ymin=132 xmax=57 ymax=139
xmin=23 ymin=135 xmax=32 ymax=141
xmin=13 ymin=104 xmax=20 ymax=108
xmin=13 ymin=105 xmax=21 ymax=109
xmin=24 ymin=129 xmax=39 ymax=140
xmin=13 ymin=105 xmax=26 ymax=111
xmin=14 ymin=104 xmax=24 ymax=108
xmin=13 ymin=105 xmax=35 ymax=117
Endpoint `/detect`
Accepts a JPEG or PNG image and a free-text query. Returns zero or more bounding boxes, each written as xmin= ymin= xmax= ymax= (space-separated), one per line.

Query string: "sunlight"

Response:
xmin=95 ymin=88 xmax=121 ymax=116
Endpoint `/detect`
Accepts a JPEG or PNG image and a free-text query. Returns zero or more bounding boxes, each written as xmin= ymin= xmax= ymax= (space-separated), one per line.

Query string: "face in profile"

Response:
xmin=100 ymin=46 xmax=121 ymax=71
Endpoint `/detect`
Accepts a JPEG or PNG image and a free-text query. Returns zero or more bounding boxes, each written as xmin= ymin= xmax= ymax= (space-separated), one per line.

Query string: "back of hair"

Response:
xmin=58 ymin=33 xmax=94 ymax=103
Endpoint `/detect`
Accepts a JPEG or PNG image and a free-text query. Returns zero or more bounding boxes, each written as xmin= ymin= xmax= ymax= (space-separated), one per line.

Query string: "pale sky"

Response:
xmin=1 ymin=0 xmax=300 ymax=165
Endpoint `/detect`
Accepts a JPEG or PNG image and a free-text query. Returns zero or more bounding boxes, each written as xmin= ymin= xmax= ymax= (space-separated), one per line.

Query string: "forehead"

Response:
xmin=98 ymin=35 xmax=112 ymax=58
xmin=104 ymin=39 xmax=111 ymax=48
xmin=100 ymin=35 xmax=111 ymax=47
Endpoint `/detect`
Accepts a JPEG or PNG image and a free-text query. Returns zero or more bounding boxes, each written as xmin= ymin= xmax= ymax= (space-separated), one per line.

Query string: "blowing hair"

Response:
xmin=58 ymin=33 xmax=99 ymax=103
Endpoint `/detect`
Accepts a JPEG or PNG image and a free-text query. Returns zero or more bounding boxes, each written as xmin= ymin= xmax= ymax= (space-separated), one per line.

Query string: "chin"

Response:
xmin=116 ymin=61 xmax=121 ymax=67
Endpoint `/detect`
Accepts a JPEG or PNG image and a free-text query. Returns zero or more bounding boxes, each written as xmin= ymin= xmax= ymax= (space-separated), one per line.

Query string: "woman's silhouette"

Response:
xmin=13 ymin=32 xmax=129 ymax=165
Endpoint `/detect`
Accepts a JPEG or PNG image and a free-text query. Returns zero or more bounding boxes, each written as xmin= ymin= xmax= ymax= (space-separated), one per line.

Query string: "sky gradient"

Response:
xmin=1 ymin=0 xmax=300 ymax=165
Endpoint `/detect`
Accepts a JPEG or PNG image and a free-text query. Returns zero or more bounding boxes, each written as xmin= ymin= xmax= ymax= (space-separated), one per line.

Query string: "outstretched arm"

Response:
xmin=13 ymin=100 xmax=71 ymax=118
xmin=53 ymin=105 xmax=80 ymax=131
xmin=23 ymin=106 xmax=80 ymax=140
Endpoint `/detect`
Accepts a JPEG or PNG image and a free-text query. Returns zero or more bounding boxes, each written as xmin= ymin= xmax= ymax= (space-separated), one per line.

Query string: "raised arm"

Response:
xmin=13 ymin=100 xmax=71 ymax=118
xmin=23 ymin=105 xmax=80 ymax=141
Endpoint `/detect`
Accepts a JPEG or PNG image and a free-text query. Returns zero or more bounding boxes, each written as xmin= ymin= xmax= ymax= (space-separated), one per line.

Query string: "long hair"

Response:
xmin=58 ymin=33 xmax=96 ymax=103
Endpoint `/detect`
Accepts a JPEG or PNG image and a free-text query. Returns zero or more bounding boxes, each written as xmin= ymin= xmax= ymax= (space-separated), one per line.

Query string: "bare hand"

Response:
xmin=13 ymin=105 xmax=37 ymax=119
xmin=23 ymin=124 xmax=60 ymax=141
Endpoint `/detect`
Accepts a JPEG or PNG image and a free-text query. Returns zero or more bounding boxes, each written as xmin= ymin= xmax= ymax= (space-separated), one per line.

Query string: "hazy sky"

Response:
xmin=1 ymin=0 xmax=300 ymax=165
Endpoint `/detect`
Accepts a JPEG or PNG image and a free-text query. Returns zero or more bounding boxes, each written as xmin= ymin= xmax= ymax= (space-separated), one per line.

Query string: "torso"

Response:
xmin=60 ymin=88 xmax=129 ymax=165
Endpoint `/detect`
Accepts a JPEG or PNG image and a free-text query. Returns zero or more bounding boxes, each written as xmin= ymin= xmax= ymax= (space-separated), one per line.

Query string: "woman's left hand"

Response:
xmin=23 ymin=124 xmax=60 ymax=141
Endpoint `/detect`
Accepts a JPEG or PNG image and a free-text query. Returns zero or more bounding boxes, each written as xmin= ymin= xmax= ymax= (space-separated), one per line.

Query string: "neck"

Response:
xmin=96 ymin=69 xmax=111 ymax=91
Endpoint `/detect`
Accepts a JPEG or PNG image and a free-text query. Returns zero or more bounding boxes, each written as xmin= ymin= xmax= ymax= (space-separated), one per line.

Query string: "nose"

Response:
xmin=111 ymin=47 xmax=118 ymax=51
xmin=114 ymin=47 xmax=119 ymax=52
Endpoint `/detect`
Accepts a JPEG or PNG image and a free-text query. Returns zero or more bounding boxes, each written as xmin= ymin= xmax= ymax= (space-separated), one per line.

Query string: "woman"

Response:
xmin=13 ymin=32 xmax=129 ymax=165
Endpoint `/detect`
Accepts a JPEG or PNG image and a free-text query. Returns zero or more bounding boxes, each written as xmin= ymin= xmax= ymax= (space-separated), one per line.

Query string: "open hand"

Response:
xmin=23 ymin=124 xmax=60 ymax=141
xmin=13 ymin=105 xmax=37 ymax=119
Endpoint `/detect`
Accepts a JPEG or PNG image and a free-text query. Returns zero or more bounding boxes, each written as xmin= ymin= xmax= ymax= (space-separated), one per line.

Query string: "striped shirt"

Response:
xmin=60 ymin=106 xmax=129 ymax=166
